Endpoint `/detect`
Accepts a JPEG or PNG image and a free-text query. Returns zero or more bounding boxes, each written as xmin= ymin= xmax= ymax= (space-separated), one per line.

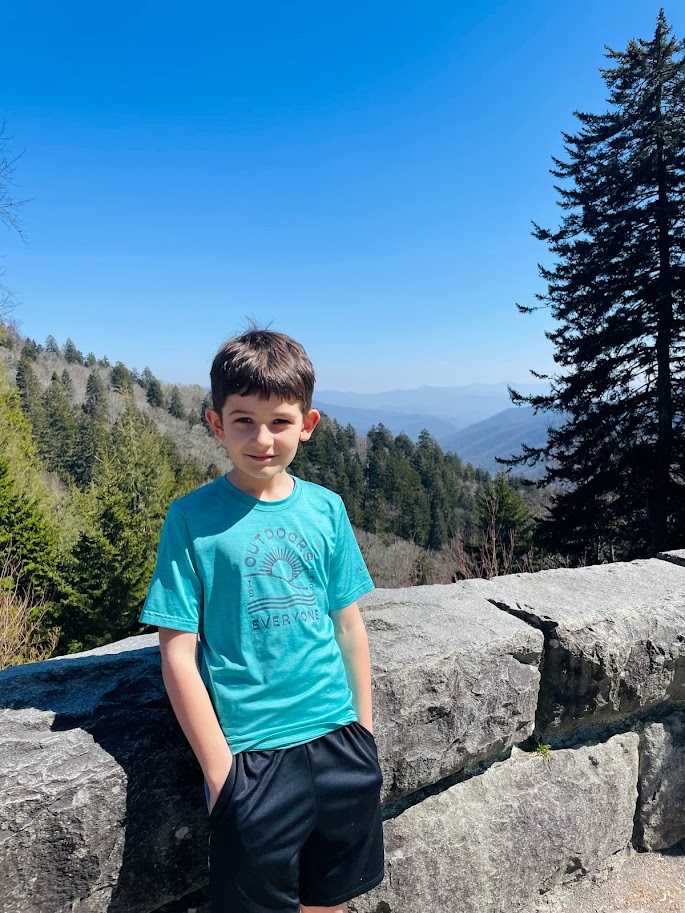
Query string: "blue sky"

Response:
xmin=1 ymin=1 xmax=681 ymax=392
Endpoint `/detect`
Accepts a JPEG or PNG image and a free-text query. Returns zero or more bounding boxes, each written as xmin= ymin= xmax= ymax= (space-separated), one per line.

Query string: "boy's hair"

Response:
xmin=210 ymin=327 xmax=315 ymax=414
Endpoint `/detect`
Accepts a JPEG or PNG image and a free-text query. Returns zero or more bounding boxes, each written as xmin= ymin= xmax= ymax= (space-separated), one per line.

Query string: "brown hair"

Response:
xmin=210 ymin=327 xmax=315 ymax=414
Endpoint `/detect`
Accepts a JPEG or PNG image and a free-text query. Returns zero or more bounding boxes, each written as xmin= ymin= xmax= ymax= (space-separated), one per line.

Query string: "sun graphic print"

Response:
xmin=245 ymin=546 xmax=316 ymax=615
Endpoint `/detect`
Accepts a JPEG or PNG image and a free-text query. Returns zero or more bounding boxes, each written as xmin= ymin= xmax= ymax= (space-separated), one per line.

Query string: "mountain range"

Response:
xmin=313 ymin=383 xmax=559 ymax=476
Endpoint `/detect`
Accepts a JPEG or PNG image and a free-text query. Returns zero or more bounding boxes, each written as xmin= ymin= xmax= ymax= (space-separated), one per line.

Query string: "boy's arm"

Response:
xmin=332 ymin=602 xmax=374 ymax=733
xmin=159 ymin=628 xmax=233 ymax=811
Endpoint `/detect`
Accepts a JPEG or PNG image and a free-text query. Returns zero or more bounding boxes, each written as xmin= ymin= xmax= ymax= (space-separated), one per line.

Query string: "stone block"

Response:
xmin=636 ymin=710 xmax=685 ymax=851
xmin=0 ymin=639 xmax=207 ymax=913
xmin=350 ymin=733 xmax=639 ymax=913
xmin=464 ymin=560 xmax=685 ymax=735
xmin=359 ymin=586 xmax=543 ymax=801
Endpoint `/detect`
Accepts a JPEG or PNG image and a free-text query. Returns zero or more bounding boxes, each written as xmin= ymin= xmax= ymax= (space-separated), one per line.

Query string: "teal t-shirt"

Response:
xmin=139 ymin=475 xmax=374 ymax=754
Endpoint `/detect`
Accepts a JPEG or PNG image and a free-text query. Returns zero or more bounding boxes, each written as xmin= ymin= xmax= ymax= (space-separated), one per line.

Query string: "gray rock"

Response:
xmin=0 ymin=643 xmax=208 ymax=913
xmin=636 ymin=710 xmax=685 ymax=851
xmin=350 ymin=733 xmax=640 ymax=913
xmin=463 ymin=560 xmax=685 ymax=735
xmin=359 ymin=586 xmax=543 ymax=801
xmin=657 ymin=548 xmax=685 ymax=569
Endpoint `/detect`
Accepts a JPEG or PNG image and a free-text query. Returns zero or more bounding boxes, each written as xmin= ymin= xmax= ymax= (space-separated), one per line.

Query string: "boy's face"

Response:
xmin=205 ymin=392 xmax=320 ymax=496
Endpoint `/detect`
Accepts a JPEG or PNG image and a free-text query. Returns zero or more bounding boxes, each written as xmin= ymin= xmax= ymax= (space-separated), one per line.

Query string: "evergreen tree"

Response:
xmin=0 ymin=366 xmax=61 ymax=600
xmin=42 ymin=373 xmax=79 ymax=480
xmin=73 ymin=372 xmax=110 ymax=488
xmin=110 ymin=361 xmax=133 ymax=392
xmin=61 ymin=394 xmax=175 ymax=650
xmin=504 ymin=11 xmax=685 ymax=560
xmin=15 ymin=356 xmax=47 ymax=441
xmin=60 ymin=369 xmax=75 ymax=401
xmin=140 ymin=366 xmax=155 ymax=389
xmin=168 ymin=386 xmax=186 ymax=420
xmin=83 ymin=371 xmax=108 ymax=420
xmin=63 ymin=338 xmax=85 ymax=365
xmin=45 ymin=335 xmax=60 ymax=355
xmin=85 ymin=352 xmax=97 ymax=367
xmin=476 ymin=472 xmax=534 ymax=572
xmin=21 ymin=338 xmax=41 ymax=360
xmin=200 ymin=393 xmax=214 ymax=433
xmin=146 ymin=377 xmax=166 ymax=408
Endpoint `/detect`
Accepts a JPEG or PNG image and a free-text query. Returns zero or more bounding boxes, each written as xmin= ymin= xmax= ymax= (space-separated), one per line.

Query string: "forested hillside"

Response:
xmin=0 ymin=324 xmax=547 ymax=666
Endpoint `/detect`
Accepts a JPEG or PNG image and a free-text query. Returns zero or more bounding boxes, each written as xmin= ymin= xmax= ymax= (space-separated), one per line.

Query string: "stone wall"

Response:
xmin=1 ymin=551 xmax=684 ymax=913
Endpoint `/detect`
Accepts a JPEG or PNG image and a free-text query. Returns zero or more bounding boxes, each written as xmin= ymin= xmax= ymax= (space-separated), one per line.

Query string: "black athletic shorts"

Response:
xmin=208 ymin=720 xmax=385 ymax=913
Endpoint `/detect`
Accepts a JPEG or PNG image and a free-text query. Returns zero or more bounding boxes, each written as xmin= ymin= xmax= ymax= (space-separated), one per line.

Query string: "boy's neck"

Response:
xmin=225 ymin=468 xmax=295 ymax=501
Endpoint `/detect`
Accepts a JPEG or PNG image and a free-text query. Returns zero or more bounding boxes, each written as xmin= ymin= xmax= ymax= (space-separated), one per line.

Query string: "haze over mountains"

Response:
xmin=314 ymin=382 xmax=557 ymax=475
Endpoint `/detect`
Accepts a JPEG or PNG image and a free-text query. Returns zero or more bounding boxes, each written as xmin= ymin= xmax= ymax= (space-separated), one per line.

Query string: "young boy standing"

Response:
xmin=139 ymin=328 xmax=384 ymax=913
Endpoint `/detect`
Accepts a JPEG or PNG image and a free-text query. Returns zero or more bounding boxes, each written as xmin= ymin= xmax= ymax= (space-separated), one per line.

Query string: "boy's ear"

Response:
xmin=299 ymin=408 xmax=320 ymax=442
xmin=205 ymin=408 xmax=225 ymax=441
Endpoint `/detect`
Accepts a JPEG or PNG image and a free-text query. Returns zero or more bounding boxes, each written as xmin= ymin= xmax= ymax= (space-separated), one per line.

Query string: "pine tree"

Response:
xmin=73 ymin=372 xmax=110 ymax=488
xmin=0 ymin=366 xmax=60 ymax=600
xmin=45 ymin=335 xmax=60 ymax=355
xmin=146 ymin=377 xmax=165 ymax=408
xmin=21 ymin=339 xmax=41 ymax=360
xmin=140 ymin=366 xmax=155 ymax=389
xmin=110 ymin=362 xmax=133 ymax=392
xmin=504 ymin=11 xmax=685 ymax=560
xmin=168 ymin=386 xmax=186 ymax=420
xmin=60 ymin=369 xmax=75 ymax=401
xmin=85 ymin=352 xmax=97 ymax=367
xmin=15 ymin=356 xmax=48 ymax=440
xmin=477 ymin=472 xmax=534 ymax=573
xmin=63 ymin=338 xmax=85 ymax=365
xmin=62 ymin=394 xmax=175 ymax=650
xmin=42 ymin=373 xmax=79 ymax=480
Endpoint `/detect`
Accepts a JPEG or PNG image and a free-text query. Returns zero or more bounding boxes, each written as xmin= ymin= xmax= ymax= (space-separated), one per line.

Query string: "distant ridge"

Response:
xmin=316 ymin=382 xmax=548 ymax=430
xmin=439 ymin=406 xmax=564 ymax=476
xmin=314 ymin=401 xmax=457 ymax=441
xmin=313 ymin=382 xmax=549 ymax=445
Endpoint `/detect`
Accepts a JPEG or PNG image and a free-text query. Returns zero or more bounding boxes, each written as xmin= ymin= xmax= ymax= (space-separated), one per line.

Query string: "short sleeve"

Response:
xmin=327 ymin=499 xmax=374 ymax=611
xmin=139 ymin=503 xmax=203 ymax=633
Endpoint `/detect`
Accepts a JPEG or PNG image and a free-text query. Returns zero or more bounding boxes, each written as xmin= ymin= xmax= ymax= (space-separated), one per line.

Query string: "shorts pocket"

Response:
xmin=353 ymin=720 xmax=379 ymax=751
xmin=355 ymin=720 xmax=376 ymax=738
xmin=209 ymin=756 xmax=237 ymax=823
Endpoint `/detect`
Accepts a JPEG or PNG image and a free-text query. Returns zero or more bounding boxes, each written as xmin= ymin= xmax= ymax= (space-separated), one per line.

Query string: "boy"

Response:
xmin=139 ymin=327 xmax=384 ymax=913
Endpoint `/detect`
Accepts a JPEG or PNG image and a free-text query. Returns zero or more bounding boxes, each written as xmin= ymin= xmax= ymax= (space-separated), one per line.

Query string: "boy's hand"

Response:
xmin=207 ymin=755 xmax=234 ymax=813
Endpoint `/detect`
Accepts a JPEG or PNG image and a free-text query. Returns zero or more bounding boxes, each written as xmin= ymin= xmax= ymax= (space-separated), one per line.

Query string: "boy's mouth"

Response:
xmin=248 ymin=455 xmax=275 ymax=462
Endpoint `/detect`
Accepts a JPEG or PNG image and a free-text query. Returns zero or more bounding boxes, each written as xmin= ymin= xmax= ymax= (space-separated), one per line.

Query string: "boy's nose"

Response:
xmin=254 ymin=424 xmax=273 ymax=446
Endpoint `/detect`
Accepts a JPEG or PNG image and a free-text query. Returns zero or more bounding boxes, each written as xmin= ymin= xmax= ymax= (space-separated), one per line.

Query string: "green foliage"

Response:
xmin=168 ymin=385 xmax=186 ymax=420
xmin=41 ymin=373 xmax=79 ymax=480
xmin=293 ymin=417 xmax=490 ymax=551
xmin=534 ymin=740 xmax=551 ymax=759
xmin=85 ymin=352 xmax=97 ymax=367
xmin=477 ymin=472 xmax=534 ymax=564
xmin=146 ymin=376 xmax=166 ymax=408
xmin=73 ymin=372 xmax=110 ymax=488
xmin=200 ymin=393 xmax=214 ymax=432
xmin=63 ymin=338 xmax=85 ymax=365
xmin=506 ymin=11 xmax=685 ymax=561
xmin=21 ymin=338 xmax=41 ymax=360
xmin=59 ymin=394 xmax=177 ymax=651
xmin=45 ymin=334 xmax=60 ymax=355
xmin=140 ymin=366 xmax=155 ymax=389
xmin=60 ymin=369 xmax=75 ymax=401
xmin=110 ymin=361 xmax=133 ymax=392
xmin=0 ymin=366 xmax=61 ymax=600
